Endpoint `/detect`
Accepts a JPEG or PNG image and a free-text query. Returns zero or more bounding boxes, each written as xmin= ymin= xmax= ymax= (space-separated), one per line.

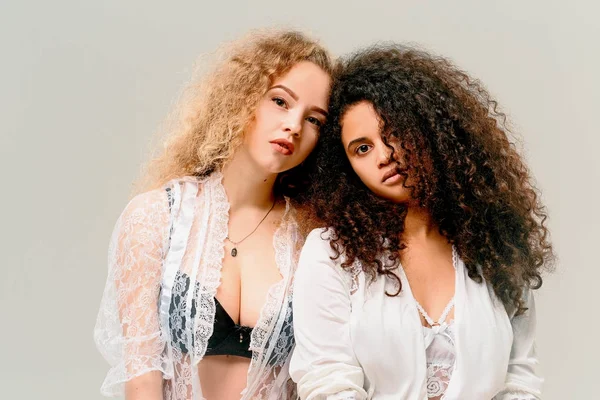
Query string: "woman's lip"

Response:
xmin=271 ymin=142 xmax=293 ymax=155
xmin=270 ymin=139 xmax=295 ymax=155
xmin=382 ymin=171 xmax=401 ymax=184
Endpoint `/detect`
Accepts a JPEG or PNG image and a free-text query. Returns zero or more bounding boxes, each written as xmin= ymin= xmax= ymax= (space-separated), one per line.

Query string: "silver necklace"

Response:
xmin=226 ymin=200 xmax=276 ymax=257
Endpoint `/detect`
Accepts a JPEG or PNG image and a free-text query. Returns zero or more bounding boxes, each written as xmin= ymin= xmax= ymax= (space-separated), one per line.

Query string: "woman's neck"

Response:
xmin=221 ymin=149 xmax=278 ymax=212
xmin=402 ymin=206 xmax=441 ymax=244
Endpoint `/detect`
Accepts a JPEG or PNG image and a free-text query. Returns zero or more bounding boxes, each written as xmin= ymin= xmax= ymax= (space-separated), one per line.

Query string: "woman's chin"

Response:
xmin=257 ymin=159 xmax=299 ymax=175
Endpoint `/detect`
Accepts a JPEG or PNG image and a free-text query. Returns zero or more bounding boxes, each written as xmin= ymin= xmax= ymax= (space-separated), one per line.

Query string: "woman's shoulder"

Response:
xmin=122 ymin=187 xmax=171 ymax=219
xmin=301 ymin=227 xmax=346 ymax=266
xmin=161 ymin=173 xmax=225 ymax=204
xmin=304 ymin=227 xmax=336 ymax=248
xmin=298 ymin=228 xmax=359 ymax=291
xmin=163 ymin=174 xmax=206 ymax=192
xmin=118 ymin=175 xmax=206 ymax=224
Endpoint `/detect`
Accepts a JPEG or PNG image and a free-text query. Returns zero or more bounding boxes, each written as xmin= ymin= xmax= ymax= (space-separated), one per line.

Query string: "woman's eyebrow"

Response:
xmin=347 ymin=137 xmax=368 ymax=150
xmin=270 ymin=84 xmax=328 ymax=117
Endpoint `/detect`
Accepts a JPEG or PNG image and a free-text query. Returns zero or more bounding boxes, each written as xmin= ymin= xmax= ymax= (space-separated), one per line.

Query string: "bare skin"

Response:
xmin=399 ymin=208 xmax=455 ymax=327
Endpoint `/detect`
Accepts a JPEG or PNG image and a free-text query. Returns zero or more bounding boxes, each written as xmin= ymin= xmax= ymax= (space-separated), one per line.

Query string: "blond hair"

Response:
xmin=136 ymin=29 xmax=333 ymax=194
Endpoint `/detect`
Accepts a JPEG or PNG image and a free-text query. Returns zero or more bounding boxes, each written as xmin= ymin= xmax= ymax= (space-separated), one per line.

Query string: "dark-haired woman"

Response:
xmin=289 ymin=45 xmax=554 ymax=400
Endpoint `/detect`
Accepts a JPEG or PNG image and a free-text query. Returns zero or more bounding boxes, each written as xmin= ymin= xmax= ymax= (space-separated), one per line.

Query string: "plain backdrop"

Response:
xmin=1 ymin=1 xmax=597 ymax=399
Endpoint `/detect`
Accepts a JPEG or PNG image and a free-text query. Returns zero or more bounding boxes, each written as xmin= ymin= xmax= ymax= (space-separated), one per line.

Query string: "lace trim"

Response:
xmin=158 ymin=181 xmax=187 ymax=380
xmin=245 ymin=198 xmax=298 ymax=398
xmin=350 ymin=260 xmax=362 ymax=295
xmin=192 ymin=172 xmax=229 ymax=363
xmin=158 ymin=175 xmax=216 ymax=398
xmin=451 ymin=245 xmax=458 ymax=271
xmin=416 ymin=298 xmax=455 ymax=328
xmin=249 ymin=197 xmax=292 ymax=353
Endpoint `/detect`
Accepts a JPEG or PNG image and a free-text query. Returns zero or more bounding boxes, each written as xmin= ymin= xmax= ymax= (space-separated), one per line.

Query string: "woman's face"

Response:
xmin=340 ymin=101 xmax=412 ymax=203
xmin=243 ymin=61 xmax=331 ymax=174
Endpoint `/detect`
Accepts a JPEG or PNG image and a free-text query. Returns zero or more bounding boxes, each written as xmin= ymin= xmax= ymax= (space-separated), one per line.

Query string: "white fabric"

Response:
xmin=290 ymin=229 xmax=543 ymax=400
xmin=416 ymin=295 xmax=456 ymax=400
xmin=414 ymin=257 xmax=456 ymax=400
xmin=422 ymin=322 xmax=455 ymax=399
xmin=94 ymin=172 xmax=301 ymax=399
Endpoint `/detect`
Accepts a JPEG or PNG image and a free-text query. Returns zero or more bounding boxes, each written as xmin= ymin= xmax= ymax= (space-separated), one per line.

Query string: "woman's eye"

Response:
xmin=272 ymin=97 xmax=287 ymax=108
xmin=356 ymin=144 xmax=371 ymax=155
xmin=306 ymin=116 xmax=322 ymax=127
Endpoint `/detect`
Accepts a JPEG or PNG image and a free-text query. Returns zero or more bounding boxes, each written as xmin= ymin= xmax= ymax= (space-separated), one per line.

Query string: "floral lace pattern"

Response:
xmin=94 ymin=173 xmax=301 ymax=400
xmin=244 ymin=201 xmax=299 ymax=399
xmin=93 ymin=187 xmax=172 ymax=396
xmin=426 ymin=364 xmax=454 ymax=399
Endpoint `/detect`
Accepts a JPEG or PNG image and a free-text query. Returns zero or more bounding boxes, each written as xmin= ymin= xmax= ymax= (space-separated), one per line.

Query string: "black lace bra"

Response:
xmin=163 ymin=187 xmax=294 ymax=366
xmin=169 ymin=271 xmax=253 ymax=359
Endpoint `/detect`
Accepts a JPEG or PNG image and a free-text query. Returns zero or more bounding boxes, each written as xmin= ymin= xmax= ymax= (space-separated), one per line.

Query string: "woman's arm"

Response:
xmin=290 ymin=230 xmax=367 ymax=400
xmin=494 ymin=289 xmax=544 ymax=400
xmin=125 ymin=371 xmax=163 ymax=400
xmin=94 ymin=189 xmax=171 ymax=399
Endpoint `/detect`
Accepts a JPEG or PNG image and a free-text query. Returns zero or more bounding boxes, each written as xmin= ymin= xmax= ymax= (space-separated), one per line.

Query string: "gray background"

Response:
xmin=1 ymin=0 xmax=597 ymax=399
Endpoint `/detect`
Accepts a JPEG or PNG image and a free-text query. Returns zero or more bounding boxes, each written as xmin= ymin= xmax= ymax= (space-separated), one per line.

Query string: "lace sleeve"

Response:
xmin=494 ymin=289 xmax=543 ymax=400
xmin=94 ymin=189 xmax=172 ymax=396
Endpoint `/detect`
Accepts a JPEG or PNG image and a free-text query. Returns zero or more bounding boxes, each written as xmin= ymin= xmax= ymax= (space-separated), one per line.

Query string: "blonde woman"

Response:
xmin=94 ymin=30 xmax=333 ymax=400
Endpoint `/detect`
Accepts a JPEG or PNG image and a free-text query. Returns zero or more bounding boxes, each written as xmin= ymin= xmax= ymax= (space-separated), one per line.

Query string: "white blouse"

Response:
xmin=290 ymin=229 xmax=543 ymax=400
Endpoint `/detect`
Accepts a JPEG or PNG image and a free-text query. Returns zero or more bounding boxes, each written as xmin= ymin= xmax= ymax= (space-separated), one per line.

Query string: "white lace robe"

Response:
xmin=94 ymin=172 xmax=300 ymax=399
xmin=290 ymin=229 xmax=543 ymax=400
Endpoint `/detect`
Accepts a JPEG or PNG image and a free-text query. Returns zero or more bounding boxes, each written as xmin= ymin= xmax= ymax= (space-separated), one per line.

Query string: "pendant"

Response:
xmin=231 ymin=247 xmax=238 ymax=257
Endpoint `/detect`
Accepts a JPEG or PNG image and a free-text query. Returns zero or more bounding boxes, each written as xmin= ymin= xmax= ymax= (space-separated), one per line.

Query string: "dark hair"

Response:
xmin=306 ymin=44 xmax=554 ymax=314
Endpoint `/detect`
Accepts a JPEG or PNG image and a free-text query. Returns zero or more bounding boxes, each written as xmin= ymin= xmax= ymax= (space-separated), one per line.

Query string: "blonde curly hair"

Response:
xmin=136 ymin=29 xmax=333 ymax=194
